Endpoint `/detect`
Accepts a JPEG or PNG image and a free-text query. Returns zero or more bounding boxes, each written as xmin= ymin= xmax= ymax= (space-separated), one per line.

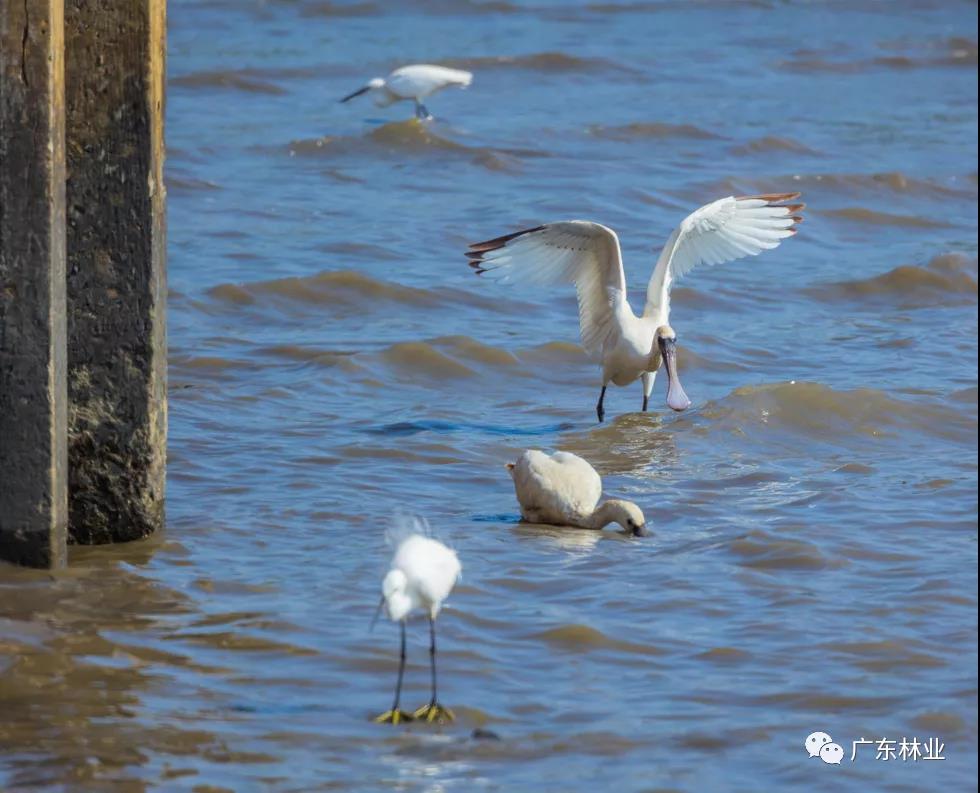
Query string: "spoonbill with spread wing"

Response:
xmin=373 ymin=520 xmax=461 ymax=725
xmin=467 ymin=193 xmax=804 ymax=421
xmin=341 ymin=64 xmax=473 ymax=120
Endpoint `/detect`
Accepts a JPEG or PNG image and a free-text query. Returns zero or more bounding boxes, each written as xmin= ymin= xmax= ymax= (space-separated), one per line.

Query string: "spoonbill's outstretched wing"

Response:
xmin=644 ymin=193 xmax=804 ymax=318
xmin=468 ymin=222 xmax=627 ymax=358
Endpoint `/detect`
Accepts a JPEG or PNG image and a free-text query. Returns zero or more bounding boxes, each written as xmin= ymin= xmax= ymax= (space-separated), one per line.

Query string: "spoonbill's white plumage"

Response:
xmin=469 ymin=193 xmax=805 ymax=421
xmin=507 ymin=450 xmax=647 ymax=536
xmin=340 ymin=64 xmax=473 ymax=120
xmin=374 ymin=523 xmax=461 ymax=725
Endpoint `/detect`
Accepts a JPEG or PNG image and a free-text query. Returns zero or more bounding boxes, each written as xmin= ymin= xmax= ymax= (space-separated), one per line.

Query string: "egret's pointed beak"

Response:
xmin=658 ymin=336 xmax=691 ymax=412
xmin=340 ymin=84 xmax=371 ymax=103
xmin=369 ymin=595 xmax=386 ymax=631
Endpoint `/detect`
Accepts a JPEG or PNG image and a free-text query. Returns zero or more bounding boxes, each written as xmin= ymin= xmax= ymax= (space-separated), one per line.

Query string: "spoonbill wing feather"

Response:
xmin=644 ymin=193 xmax=804 ymax=318
xmin=468 ymin=222 xmax=628 ymax=358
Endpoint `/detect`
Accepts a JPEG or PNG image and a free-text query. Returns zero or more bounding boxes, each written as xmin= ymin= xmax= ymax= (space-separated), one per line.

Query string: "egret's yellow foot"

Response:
xmin=413 ymin=702 xmax=455 ymax=723
xmin=373 ymin=709 xmax=414 ymax=725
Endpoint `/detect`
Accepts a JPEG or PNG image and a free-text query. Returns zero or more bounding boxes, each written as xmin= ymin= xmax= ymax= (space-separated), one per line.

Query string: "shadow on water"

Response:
xmin=0 ymin=548 xmax=205 ymax=789
xmin=556 ymin=412 xmax=681 ymax=474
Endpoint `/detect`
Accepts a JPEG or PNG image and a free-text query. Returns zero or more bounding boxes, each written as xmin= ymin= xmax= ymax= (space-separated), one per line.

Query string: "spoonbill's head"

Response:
xmin=340 ymin=77 xmax=386 ymax=104
xmin=605 ymin=500 xmax=648 ymax=537
xmin=656 ymin=325 xmax=691 ymax=412
xmin=380 ymin=568 xmax=413 ymax=622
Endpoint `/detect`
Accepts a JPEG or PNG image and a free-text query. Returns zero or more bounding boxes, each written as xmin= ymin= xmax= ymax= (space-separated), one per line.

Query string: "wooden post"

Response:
xmin=0 ymin=0 xmax=69 ymax=568
xmin=64 ymin=0 xmax=167 ymax=543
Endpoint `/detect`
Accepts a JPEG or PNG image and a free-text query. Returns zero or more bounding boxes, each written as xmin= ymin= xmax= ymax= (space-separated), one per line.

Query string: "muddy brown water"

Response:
xmin=2 ymin=1 xmax=977 ymax=791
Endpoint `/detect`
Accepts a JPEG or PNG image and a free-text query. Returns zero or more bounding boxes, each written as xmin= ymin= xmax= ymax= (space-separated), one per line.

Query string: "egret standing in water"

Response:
xmin=373 ymin=522 xmax=461 ymax=724
xmin=340 ymin=64 xmax=473 ymax=120
xmin=467 ymin=193 xmax=804 ymax=421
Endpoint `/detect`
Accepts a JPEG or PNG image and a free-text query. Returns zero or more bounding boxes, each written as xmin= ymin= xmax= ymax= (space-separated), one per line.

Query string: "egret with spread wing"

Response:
xmin=467 ymin=193 xmax=804 ymax=422
xmin=340 ymin=64 xmax=473 ymax=120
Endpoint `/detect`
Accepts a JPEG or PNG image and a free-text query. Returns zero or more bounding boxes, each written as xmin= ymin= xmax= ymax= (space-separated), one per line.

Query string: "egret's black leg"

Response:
xmin=642 ymin=395 xmax=649 ymax=412
xmin=596 ymin=386 xmax=607 ymax=423
xmin=428 ymin=617 xmax=438 ymax=704
xmin=413 ymin=617 xmax=454 ymax=723
xmin=374 ymin=621 xmax=413 ymax=724
xmin=415 ymin=101 xmax=432 ymax=120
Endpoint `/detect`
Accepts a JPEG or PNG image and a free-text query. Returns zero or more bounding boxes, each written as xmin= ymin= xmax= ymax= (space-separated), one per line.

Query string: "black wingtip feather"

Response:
xmin=466 ymin=225 xmax=545 ymax=274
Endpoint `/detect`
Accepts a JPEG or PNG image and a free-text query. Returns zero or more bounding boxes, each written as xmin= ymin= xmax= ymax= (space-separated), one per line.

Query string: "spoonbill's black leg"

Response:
xmin=596 ymin=386 xmax=607 ymax=423
xmin=414 ymin=617 xmax=454 ymax=723
xmin=415 ymin=101 xmax=432 ymax=120
xmin=374 ymin=621 xmax=414 ymax=724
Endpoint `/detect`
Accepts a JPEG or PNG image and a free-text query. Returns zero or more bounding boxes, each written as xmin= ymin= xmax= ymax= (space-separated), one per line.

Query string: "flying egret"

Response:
xmin=468 ymin=193 xmax=805 ymax=421
xmin=340 ymin=64 xmax=473 ymax=120
xmin=373 ymin=523 xmax=461 ymax=725
xmin=507 ymin=450 xmax=647 ymax=535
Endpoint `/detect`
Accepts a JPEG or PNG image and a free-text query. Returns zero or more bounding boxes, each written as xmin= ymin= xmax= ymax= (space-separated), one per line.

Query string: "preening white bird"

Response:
xmin=340 ymin=64 xmax=473 ymax=120
xmin=373 ymin=524 xmax=461 ymax=725
xmin=469 ymin=193 xmax=805 ymax=422
xmin=508 ymin=450 xmax=647 ymax=536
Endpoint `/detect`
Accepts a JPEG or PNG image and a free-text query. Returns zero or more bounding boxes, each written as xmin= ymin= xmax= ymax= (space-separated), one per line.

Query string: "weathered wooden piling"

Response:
xmin=64 ymin=0 xmax=167 ymax=544
xmin=0 ymin=0 xmax=69 ymax=568
xmin=0 ymin=0 xmax=167 ymax=567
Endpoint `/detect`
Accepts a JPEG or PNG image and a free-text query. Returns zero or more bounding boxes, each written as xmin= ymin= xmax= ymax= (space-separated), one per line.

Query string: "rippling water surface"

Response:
xmin=2 ymin=1 xmax=977 ymax=791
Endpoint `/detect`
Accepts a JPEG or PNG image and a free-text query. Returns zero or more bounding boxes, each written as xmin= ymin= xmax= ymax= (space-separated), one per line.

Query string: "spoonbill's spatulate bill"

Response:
xmin=508 ymin=450 xmax=647 ymax=536
xmin=340 ymin=64 xmax=473 ymax=120
xmin=468 ymin=193 xmax=805 ymax=422
xmin=373 ymin=522 xmax=461 ymax=725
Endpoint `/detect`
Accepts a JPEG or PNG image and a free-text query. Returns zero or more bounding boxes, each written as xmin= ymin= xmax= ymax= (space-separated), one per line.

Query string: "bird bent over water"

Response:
xmin=468 ymin=193 xmax=804 ymax=422
xmin=508 ymin=450 xmax=647 ymax=536
xmin=373 ymin=523 xmax=461 ymax=725
xmin=341 ymin=64 xmax=473 ymax=120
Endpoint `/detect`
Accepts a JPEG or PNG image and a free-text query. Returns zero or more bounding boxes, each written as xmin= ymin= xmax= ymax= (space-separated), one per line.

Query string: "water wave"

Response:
xmin=730 ymin=136 xmax=819 ymax=155
xmin=587 ymin=122 xmax=721 ymax=141
xmin=700 ymin=380 xmax=976 ymax=445
xmin=298 ymin=1 xmax=381 ymax=17
xmin=822 ymin=207 xmax=952 ymax=228
xmin=445 ymin=51 xmax=635 ymax=74
xmin=806 ymin=253 xmax=977 ymax=307
xmin=171 ymin=69 xmax=290 ymax=95
xmin=288 ymin=120 xmax=544 ymax=171
xmin=729 ymin=529 xmax=838 ymax=571
xmin=780 ymin=37 xmax=976 ymax=73
xmin=208 ymin=270 xmax=442 ymax=310
xmin=699 ymin=170 xmax=975 ymax=199
xmin=532 ymin=624 xmax=666 ymax=655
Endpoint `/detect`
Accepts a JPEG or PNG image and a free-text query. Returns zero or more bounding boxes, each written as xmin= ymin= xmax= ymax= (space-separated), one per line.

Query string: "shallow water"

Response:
xmin=2 ymin=0 xmax=977 ymax=790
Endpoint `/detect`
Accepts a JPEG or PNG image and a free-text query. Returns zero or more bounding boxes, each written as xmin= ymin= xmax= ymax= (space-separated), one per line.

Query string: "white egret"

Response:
xmin=373 ymin=522 xmax=461 ymax=725
xmin=340 ymin=64 xmax=473 ymax=120
xmin=468 ymin=193 xmax=805 ymax=421
xmin=507 ymin=450 xmax=647 ymax=536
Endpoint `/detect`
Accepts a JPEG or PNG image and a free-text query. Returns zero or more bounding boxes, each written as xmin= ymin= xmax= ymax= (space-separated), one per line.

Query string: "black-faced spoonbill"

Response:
xmin=373 ymin=525 xmax=461 ymax=724
xmin=507 ymin=450 xmax=647 ymax=536
xmin=468 ymin=193 xmax=805 ymax=422
xmin=340 ymin=64 xmax=473 ymax=120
